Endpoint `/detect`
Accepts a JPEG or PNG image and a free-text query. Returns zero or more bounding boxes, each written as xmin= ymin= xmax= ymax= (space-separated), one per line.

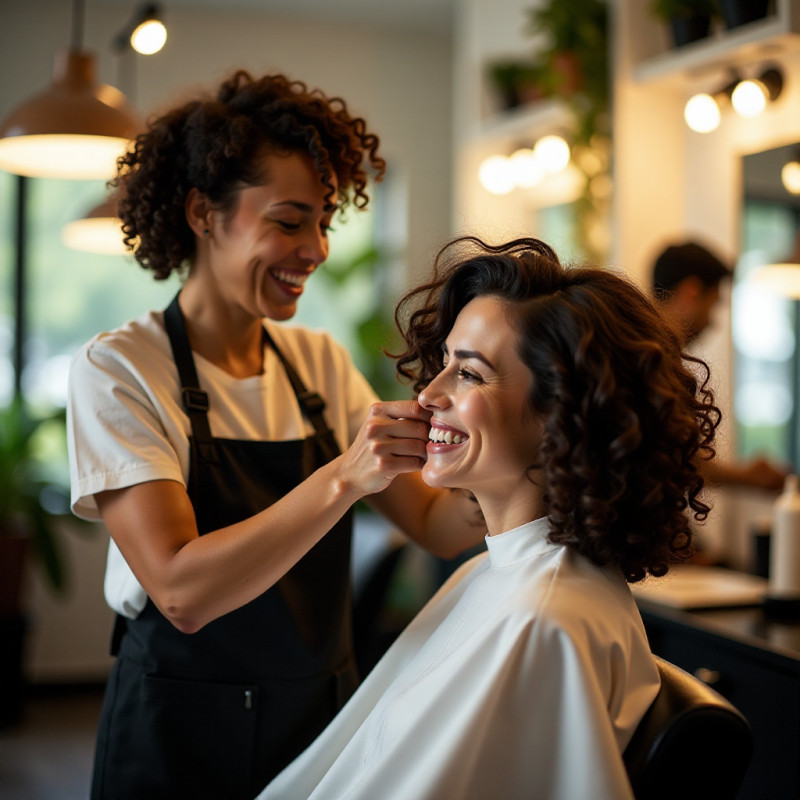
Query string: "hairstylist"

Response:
xmin=66 ymin=71 xmax=483 ymax=800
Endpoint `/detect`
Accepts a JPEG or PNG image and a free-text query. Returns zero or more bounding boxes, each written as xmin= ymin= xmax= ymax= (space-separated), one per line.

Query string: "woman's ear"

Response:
xmin=185 ymin=188 xmax=212 ymax=239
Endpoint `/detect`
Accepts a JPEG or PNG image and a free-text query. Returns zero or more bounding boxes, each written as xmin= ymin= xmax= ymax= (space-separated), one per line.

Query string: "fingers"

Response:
xmin=370 ymin=400 xmax=432 ymax=423
xmin=360 ymin=401 xmax=431 ymax=452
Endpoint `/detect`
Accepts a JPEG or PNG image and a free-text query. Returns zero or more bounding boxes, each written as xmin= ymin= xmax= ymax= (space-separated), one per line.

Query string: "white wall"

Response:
xmin=1 ymin=0 xmax=453 ymax=681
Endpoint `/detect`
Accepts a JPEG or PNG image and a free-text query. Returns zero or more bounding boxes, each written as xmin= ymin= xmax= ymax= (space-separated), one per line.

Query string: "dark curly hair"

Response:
xmin=395 ymin=236 xmax=721 ymax=583
xmin=112 ymin=71 xmax=386 ymax=279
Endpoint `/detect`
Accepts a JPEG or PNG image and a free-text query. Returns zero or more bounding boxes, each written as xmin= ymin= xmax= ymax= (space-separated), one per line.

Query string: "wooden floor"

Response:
xmin=0 ymin=685 xmax=103 ymax=800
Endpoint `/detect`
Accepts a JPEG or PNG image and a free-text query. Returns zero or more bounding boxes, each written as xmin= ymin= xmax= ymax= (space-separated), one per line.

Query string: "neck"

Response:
xmin=177 ymin=283 xmax=266 ymax=378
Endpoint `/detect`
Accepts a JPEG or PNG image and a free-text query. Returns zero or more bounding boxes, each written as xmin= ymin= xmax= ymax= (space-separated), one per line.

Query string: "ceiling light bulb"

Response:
xmin=533 ymin=135 xmax=570 ymax=174
xmin=684 ymin=93 xmax=721 ymax=133
xmin=509 ymin=148 xmax=544 ymax=188
xmin=478 ymin=154 xmax=515 ymax=195
xmin=781 ymin=161 xmax=800 ymax=195
xmin=130 ymin=18 xmax=167 ymax=55
xmin=731 ymin=79 xmax=767 ymax=117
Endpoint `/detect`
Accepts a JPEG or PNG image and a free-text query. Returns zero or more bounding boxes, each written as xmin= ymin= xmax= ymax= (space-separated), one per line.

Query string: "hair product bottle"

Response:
xmin=766 ymin=474 xmax=800 ymax=617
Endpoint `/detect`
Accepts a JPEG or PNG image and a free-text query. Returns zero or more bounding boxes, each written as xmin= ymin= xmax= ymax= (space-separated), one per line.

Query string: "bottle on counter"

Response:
xmin=766 ymin=474 xmax=800 ymax=617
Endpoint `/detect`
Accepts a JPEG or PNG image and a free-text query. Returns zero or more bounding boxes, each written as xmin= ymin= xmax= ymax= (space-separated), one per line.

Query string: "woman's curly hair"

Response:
xmin=395 ymin=236 xmax=722 ymax=583
xmin=112 ymin=71 xmax=386 ymax=279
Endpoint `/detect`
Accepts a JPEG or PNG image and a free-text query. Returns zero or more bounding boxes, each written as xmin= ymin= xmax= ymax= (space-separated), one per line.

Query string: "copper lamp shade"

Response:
xmin=61 ymin=191 xmax=130 ymax=255
xmin=0 ymin=49 xmax=140 ymax=180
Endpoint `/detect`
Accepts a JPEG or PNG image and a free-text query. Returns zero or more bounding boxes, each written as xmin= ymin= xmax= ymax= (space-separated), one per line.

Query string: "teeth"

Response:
xmin=428 ymin=427 xmax=465 ymax=444
xmin=272 ymin=269 xmax=307 ymax=287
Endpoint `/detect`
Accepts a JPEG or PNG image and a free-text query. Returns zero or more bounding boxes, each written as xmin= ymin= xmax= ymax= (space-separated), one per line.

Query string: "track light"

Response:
xmin=684 ymin=65 xmax=784 ymax=133
xmin=115 ymin=4 xmax=167 ymax=56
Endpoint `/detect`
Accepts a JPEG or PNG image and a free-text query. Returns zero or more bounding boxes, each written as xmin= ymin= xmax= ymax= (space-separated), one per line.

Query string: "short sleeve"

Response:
xmin=67 ymin=337 xmax=185 ymax=521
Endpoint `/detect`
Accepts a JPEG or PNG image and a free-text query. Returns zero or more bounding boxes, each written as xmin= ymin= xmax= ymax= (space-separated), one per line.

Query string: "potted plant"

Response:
xmin=718 ymin=0 xmax=770 ymax=31
xmin=527 ymin=0 xmax=608 ymax=103
xmin=487 ymin=61 xmax=547 ymax=111
xmin=650 ymin=0 xmax=719 ymax=48
xmin=0 ymin=398 xmax=81 ymax=726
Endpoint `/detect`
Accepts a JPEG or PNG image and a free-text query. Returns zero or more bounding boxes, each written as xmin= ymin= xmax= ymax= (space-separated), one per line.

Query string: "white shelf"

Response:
xmin=472 ymin=98 xmax=573 ymax=146
xmin=633 ymin=4 xmax=800 ymax=88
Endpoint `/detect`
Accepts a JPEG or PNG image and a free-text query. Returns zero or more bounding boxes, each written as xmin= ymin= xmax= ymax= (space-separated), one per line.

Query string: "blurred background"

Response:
xmin=1 ymin=0 xmax=800 ymax=795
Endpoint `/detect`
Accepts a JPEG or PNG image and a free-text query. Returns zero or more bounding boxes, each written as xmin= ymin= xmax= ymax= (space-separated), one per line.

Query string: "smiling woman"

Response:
xmin=257 ymin=234 xmax=722 ymax=800
xmin=65 ymin=70 xmax=485 ymax=800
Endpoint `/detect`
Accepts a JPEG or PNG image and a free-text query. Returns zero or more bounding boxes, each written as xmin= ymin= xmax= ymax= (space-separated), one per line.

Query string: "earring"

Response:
xmin=202 ymin=228 xmax=210 ymax=237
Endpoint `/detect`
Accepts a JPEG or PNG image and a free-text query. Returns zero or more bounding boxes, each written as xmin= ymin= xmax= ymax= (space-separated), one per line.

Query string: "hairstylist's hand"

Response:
xmin=339 ymin=400 xmax=432 ymax=496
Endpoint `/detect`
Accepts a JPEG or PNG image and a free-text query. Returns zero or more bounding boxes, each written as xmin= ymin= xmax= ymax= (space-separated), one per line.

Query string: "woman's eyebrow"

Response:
xmin=443 ymin=342 xmax=495 ymax=370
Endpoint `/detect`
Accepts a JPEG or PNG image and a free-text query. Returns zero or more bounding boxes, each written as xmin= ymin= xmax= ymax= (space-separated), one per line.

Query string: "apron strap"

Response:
xmin=163 ymin=292 xmax=341 ymax=463
xmin=163 ymin=293 xmax=215 ymax=449
xmin=262 ymin=324 xmax=342 ymax=463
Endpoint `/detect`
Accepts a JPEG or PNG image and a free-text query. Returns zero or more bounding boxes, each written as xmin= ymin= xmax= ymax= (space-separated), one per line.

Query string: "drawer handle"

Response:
xmin=693 ymin=667 xmax=721 ymax=686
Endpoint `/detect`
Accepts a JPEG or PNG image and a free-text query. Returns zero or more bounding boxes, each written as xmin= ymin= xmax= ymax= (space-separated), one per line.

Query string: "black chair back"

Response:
xmin=623 ymin=656 xmax=753 ymax=800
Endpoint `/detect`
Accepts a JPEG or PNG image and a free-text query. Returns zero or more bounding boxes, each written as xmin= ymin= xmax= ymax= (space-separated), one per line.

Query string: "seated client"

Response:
xmin=257 ymin=235 xmax=721 ymax=799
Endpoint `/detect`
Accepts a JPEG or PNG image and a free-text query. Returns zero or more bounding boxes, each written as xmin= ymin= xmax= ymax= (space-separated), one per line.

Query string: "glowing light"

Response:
xmin=683 ymin=93 xmax=721 ymax=133
xmin=731 ymin=79 xmax=767 ymax=117
xmin=781 ymin=161 xmax=800 ymax=195
xmin=478 ymin=154 xmax=514 ymax=195
xmin=131 ymin=19 xmax=167 ymax=55
xmin=509 ymin=148 xmax=544 ymax=188
xmin=533 ymin=135 xmax=570 ymax=173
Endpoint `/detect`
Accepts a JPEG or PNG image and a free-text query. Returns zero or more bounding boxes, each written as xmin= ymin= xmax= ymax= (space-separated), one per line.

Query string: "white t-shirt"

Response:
xmin=258 ymin=517 xmax=660 ymax=800
xmin=67 ymin=309 xmax=378 ymax=618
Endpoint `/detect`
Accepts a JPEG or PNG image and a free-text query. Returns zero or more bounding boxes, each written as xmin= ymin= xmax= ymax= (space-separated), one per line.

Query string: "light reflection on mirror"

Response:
xmin=735 ymin=143 xmax=800 ymax=468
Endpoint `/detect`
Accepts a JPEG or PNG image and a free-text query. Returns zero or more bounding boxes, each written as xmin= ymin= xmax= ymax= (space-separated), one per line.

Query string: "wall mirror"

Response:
xmin=735 ymin=142 xmax=800 ymax=468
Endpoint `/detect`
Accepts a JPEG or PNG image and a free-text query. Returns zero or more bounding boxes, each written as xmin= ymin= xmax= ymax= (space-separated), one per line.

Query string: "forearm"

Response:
xmin=100 ymin=457 xmax=362 ymax=633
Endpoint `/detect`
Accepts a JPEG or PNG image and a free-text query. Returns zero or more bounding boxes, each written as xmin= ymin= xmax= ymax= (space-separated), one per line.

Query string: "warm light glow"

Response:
xmin=683 ymin=93 xmax=721 ymax=133
xmin=731 ymin=79 xmax=767 ymax=117
xmin=0 ymin=134 xmax=130 ymax=179
xmin=750 ymin=263 xmax=800 ymax=299
xmin=781 ymin=161 xmax=800 ymax=195
xmin=533 ymin=135 xmax=570 ymax=173
xmin=62 ymin=217 xmax=129 ymax=255
xmin=131 ymin=19 xmax=167 ymax=55
xmin=509 ymin=148 xmax=544 ymax=188
xmin=478 ymin=154 xmax=514 ymax=195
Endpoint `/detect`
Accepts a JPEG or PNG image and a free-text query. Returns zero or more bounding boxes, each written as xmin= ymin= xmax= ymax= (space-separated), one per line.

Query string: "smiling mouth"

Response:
xmin=428 ymin=426 xmax=468 ymax=445
xmin=270 ymin=268 xmax=310 ymax=289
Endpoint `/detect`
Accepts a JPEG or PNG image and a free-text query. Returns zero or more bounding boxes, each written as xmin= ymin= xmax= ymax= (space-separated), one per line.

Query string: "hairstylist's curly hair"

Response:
xmin=113 ymin=71 xmax=385 ymax=279
xmin=395 ymin=236 xmax=721 ymax=582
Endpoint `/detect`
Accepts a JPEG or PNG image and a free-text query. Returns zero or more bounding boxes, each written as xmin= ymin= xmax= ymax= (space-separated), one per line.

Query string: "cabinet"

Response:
xmin=638 ymin=600 xmax=800 ymax=799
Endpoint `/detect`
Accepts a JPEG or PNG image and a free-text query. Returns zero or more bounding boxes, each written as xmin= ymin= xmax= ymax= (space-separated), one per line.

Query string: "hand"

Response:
xmin=338 ymin=400 xmax=432 ymax=497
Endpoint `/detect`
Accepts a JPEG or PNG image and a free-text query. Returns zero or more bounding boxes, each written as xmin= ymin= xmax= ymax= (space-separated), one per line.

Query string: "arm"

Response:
xmin=96 ymin=400 xmax=436 ymax=634
xmin=699 ymin=454 xmax=789 ymax=492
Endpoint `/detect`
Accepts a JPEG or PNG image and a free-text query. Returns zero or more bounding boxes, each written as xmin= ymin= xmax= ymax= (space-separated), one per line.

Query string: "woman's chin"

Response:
xmin=421 ymin=465 xmax=461 ymax=491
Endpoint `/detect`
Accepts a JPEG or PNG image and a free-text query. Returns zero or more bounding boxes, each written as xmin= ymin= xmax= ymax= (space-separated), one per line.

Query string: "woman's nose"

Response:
xmin=298 ymin=227 xmax=329 ymax=265
xmin=419 ymin=370 xmax=450 ymax=410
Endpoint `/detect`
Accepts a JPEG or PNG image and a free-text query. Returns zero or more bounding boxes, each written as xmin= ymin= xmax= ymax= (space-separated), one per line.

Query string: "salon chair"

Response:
xmin=623 ymin=656 xmax=753 ymax=800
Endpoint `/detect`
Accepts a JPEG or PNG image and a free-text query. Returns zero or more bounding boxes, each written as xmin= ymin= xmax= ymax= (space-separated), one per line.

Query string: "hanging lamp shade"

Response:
xmin=61 ymin=191 xmax=130 ymax=255
xmin=0 ymin=48 xmax=140 ymax=179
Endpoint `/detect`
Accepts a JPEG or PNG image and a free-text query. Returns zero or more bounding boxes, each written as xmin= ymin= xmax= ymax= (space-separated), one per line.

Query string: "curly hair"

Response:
xmin=112 ymin=71 xmax=386 ymax=279
xmin=395 ymin=236 xmax=721 ymax=583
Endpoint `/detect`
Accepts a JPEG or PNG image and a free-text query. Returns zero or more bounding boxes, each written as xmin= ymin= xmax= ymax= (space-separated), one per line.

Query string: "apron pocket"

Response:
xmin=134 ymin=672 xmax=259 ymax=800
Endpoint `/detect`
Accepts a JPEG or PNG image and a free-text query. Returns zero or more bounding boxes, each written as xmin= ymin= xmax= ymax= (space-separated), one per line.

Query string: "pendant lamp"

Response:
xmin=61 ymin=191 xmax=130 ymax=255
xmin=0 ymin=0 xmax=139 ymax=180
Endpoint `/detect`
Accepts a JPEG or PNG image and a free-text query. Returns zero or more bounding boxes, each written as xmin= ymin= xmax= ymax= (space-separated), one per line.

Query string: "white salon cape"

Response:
xmin=257 ymin=516 xmax=660 ymax=800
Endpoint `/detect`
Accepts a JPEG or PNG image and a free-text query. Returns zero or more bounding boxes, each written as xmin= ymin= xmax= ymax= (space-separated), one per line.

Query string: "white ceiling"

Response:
xmin=103 ymin=0 xmax=456 ymax=36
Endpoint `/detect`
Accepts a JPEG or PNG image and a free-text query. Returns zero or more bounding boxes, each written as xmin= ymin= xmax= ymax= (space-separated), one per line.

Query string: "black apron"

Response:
xmin=90 ymin=294 xmax=357 ymax=800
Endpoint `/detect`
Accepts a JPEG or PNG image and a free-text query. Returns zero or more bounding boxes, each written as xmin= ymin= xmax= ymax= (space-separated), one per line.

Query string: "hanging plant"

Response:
xmin=524 ymin=0 xmax=611 ymax=263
